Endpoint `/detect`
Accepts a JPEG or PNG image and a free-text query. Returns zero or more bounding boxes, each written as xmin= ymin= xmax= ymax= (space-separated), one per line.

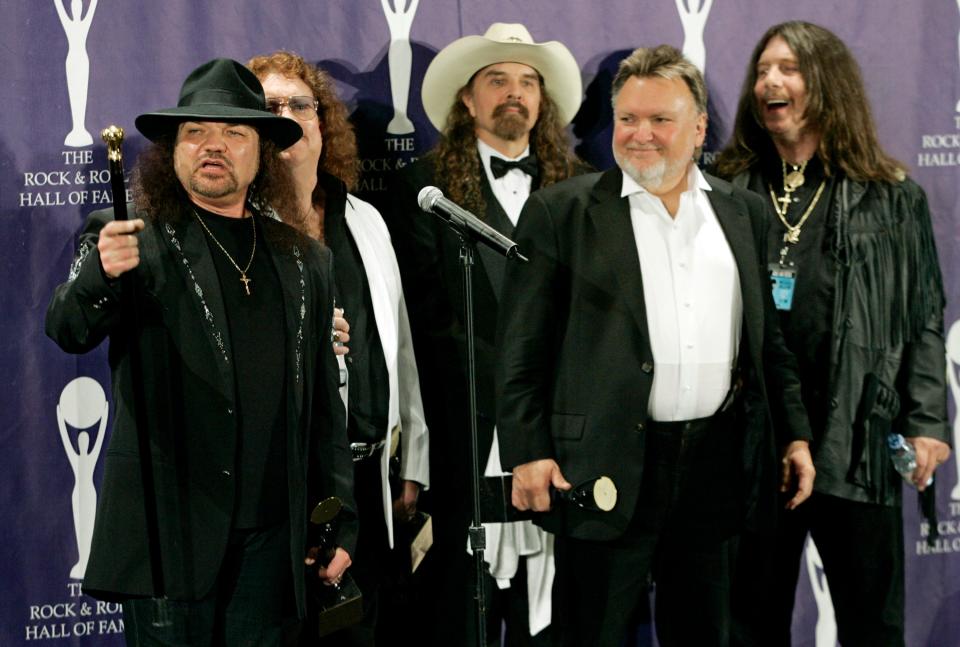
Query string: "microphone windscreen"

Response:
xmin=417 ymin=186 xmax=443 ymax=212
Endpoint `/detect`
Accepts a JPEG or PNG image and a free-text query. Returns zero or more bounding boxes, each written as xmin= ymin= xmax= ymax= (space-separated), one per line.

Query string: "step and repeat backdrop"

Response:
xmin=2 ymin=1 xmax=959 ymax=645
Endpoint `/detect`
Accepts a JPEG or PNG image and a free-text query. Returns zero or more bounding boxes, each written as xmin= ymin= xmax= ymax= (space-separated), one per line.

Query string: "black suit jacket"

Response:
xmin=495 ymin=168 xmax=811 ymax=540
xmin=45 ymin=207 xmax=356 ymax=612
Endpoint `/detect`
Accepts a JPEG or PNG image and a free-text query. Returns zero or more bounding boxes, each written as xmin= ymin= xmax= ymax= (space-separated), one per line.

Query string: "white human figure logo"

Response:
xmin=805 ymin=536 xmax=838 ymax=647
xmin=381 ymin=0 xmax=419 ymax=135
xmin=675 ymin=0 xmax=713 ymax=74
xmin=57 ymin=377 xmax=108 ymax=579
xmin=54 ymin=0 xmax=98 ymax=147
xmin=945 ymin=319 xmax=960 ymax=500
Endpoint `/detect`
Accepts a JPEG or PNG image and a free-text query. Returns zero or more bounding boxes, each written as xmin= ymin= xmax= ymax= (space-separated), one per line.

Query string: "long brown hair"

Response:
xmin=714 ymin=21 xmax=904 ymax=182
xmin=248 ymin=50 xmax=360 ymax=206
xmin=433 ymin=80 xmax=580 ymax=217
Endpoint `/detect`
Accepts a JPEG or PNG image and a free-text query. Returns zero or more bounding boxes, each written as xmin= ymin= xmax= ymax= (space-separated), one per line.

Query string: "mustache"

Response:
xmin=493 ymin=101 xmax=529 ymax=120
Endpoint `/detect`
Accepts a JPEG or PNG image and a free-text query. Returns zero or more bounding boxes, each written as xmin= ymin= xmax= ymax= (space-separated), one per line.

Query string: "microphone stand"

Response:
xmin=420 ymin=188 xmax=526 ymax=646
xmin=456 ymin=233 xmax=488 ymax=647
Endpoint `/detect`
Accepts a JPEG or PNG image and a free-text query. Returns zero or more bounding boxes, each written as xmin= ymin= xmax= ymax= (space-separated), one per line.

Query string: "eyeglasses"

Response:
xmin=265 ymin=95 xmax=320 ymax=121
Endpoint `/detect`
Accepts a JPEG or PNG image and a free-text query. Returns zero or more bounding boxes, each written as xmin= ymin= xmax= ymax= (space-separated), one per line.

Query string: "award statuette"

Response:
xmin=564 ymin=475 xmax=618 ymax=512
xmin=480 ymin=474 xmax=619 ymax=522
xmin=308 ymin=497 xmax=363 ymax=638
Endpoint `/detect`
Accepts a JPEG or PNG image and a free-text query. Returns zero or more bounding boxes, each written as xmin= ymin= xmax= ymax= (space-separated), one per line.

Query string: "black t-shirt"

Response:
xmin=194 ymin=206 xmax=288 ymax=528
xmin=753 ymin=154 xmax=839 ymax=436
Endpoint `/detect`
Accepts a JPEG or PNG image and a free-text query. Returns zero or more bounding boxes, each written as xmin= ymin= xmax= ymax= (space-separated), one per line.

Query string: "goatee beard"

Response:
xmin=492 ymin=102 xmax=530 ymax=141
xmin=615 ymin=151 xmax=667 ymax=192
xmin=190 ymin=174 xmax=240 ymax=199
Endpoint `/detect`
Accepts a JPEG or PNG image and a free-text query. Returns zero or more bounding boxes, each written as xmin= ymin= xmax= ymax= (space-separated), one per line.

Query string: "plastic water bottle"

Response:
xmin=886 ymin=433 xmax=933 ymax=487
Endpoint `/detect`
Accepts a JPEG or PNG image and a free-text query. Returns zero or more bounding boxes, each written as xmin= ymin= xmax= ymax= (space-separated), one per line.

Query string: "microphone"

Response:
xmin=417 ymin=186 xmax=528 ymax=262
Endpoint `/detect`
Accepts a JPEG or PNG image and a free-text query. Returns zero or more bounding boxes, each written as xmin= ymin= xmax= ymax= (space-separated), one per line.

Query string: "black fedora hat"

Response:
xmin=135 ymin=58 xmax=302 ymax=149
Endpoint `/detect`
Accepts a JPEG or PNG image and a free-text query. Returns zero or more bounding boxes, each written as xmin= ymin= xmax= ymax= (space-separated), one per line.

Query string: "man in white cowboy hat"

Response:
xmin=386 ymin=22 xmax=585 ymax=647
xmin=496 ymin=45 xmax=813 ymax=647
xmin=46 ymin=58 xmax=356 ymax=645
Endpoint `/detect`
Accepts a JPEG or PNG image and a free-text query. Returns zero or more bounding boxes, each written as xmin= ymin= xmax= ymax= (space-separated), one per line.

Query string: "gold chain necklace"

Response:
xmin=768 ymin=179 xmax=826 ymax=245
xmin=193 ymin=209 xmax=257 ymax=295
xmin=782 ymin=158 xmax=807 ymax=192
xmin=771 ymin=158 xmax=808 ymax=219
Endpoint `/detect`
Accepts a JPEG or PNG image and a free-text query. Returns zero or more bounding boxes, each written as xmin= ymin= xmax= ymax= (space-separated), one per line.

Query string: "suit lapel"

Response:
xmin=586 ymin=168 xmax=652 ymax=344
xmin=476 ymin=174 xmax=514 ymax=302
xmin=260 ymin=219 xmax=307 ymax=416
xmin=343 ymin=195 xmax=399 ymax=377
xmin=161 ymin=216 xmax=235 ymax=401
xmin=256 ymin=219 xmax=309 ymax=466
xmin=706 ymin=178 xmax=764 ymax=366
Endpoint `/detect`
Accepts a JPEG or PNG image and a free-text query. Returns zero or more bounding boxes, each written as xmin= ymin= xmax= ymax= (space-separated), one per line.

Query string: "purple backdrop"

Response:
xmin=2 ymin=1 xmax=959 ymax=645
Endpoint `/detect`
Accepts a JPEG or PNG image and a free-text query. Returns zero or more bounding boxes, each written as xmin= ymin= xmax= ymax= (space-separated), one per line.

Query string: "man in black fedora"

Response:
xmin=46 ymin=58 xmax=357 ymax=645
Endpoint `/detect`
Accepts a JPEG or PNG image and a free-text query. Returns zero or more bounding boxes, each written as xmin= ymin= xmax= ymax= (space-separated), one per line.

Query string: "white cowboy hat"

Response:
xmin=421 ymin=23 xmax=582 ymax=132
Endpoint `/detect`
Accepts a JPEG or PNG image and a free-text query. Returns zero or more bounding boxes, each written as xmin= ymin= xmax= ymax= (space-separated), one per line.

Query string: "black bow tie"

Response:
xmin=490 ymin=154 xmax=539 ymax=179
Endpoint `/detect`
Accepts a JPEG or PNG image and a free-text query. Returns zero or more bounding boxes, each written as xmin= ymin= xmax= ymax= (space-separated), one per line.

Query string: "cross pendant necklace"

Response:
xmin=193 ymin=209 xmax=257 ymax=296
xmin=768 ymin=179 xmax=828 ymax=249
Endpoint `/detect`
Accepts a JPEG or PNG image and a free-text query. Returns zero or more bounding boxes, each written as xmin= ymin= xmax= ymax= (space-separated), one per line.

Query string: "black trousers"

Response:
xmin=552 ymin=415 xmax=743 ymax=647
xmin=732 ymin=492 xmax=905 ymax=647
xmin=123 ymin=522 xmax=293 ymax=647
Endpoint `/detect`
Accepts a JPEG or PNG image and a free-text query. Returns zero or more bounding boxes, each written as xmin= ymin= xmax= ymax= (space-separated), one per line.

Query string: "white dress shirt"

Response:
xmin=622 ymin=166 xmax=742 ymax=421
xmin=477 ymin=139 xmax=533 ymax=227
